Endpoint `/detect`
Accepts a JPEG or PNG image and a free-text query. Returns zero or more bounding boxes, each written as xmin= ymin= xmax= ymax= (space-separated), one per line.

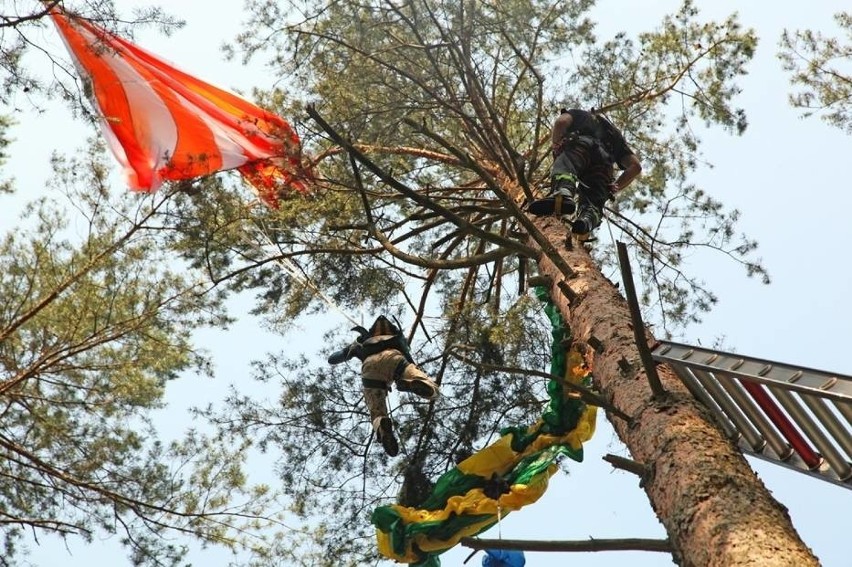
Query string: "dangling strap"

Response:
xmin=393 ymin=359 xmax=410 ymax=382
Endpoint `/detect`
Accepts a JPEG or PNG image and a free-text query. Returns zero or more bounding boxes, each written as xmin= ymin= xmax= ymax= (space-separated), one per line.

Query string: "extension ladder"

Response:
xmin=651 ymin=341 xmax=852 ymax=489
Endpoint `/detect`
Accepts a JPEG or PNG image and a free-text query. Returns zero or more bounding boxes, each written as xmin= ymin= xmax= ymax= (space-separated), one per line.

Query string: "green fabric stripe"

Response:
xmin=418 ymin=468 xmax=483 ymax=511
xmin=373 ymin=287 xmax=592 ymax=565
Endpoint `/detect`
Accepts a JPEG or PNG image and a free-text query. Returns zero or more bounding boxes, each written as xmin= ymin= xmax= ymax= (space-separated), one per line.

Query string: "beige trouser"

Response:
xmin=361 ymin=348 xmax=431 ymax=428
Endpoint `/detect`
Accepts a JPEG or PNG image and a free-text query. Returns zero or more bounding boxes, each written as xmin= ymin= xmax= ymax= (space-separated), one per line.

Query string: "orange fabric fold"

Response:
xmin=49 ymin=9 xmax=310 ymax=207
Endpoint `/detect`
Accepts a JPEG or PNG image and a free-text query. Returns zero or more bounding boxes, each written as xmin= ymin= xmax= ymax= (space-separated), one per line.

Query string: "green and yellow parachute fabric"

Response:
xmin=371 ymin=288 xmax=597 ymax=566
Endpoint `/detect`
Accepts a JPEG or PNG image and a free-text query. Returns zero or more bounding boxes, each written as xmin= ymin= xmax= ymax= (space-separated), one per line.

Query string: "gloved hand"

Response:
xmin=607 ymin=182 xmax=619 ymax=201
xmin=328 ymin=342 xmax=359 ymax=365
xmin=328 ymin=325 xmax=370 ymax=364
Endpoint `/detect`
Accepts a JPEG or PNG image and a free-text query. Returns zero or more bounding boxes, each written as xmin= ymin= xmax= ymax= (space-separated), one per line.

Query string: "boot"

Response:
xmin=396 ymin=375 xmax=440 ymax=400
xmin=373 ymin=416 xmax=399 ymax=457
xmin=528 ymin=174 xmax=577 ymax=216
xmin=571 ymin=205 xmax=601 ymax=239
xmin=394 ymin=362 xmax=440 ymax=400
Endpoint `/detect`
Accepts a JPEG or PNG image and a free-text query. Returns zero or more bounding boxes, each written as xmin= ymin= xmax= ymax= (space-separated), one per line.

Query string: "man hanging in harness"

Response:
xmin=529 ymin=108 xmax=642 ymax=239
xmin=328 ymin=315 xmax=439 ymax=457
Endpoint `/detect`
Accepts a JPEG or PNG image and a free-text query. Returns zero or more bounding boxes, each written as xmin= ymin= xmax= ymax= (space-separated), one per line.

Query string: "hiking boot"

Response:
xmin=571 ymin=207 xmax=601 ymax=239
xmin=528 ymin=174 xmax=578 ymax=217
xmin=396 ymin=375 xmax=440 ymax=400
xmin=571 ymin=216 xmax=591 ymax=238
xmin=373 ymin=417 xmax=399 ymax=457
xmin=528 ymin=188 xmax=576 ymax=217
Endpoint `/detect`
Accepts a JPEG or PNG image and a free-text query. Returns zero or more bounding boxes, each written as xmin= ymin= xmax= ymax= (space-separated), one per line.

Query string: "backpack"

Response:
xmin=591 ymin=112 xmax=620 ymax=155
xmin=357 ymin=315 xmax=414 ymax=362
xmin=592 ymin=111 xmax=634 ymax=166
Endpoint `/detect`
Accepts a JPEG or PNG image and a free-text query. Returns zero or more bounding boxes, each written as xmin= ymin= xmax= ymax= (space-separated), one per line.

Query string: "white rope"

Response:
xmin=248 ymin=220 xmax=361 ymax=328
xmin=278 ymin=254 xmax=361 ymax=328
xmin=605 ymin=209 xmax=616 ymax=248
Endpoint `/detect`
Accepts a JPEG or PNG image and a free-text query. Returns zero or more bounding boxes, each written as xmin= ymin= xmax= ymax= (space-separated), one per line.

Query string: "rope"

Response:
xmin=248 ymin=220 xmax=361 ymax=328
xmin=605 ymin=207 xmax=616 ymax=247
xmin=276 ymin=254 xmax=362 ymax=328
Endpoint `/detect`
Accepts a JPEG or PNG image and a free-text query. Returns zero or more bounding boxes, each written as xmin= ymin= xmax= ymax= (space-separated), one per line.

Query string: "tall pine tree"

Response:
xmin=159 ymin=1 xmax=810 ymax=565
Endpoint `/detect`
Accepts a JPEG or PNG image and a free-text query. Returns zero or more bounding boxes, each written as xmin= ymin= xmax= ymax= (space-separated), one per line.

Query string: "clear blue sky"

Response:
xmin=3 ymin=1 xmax=851 ymax=566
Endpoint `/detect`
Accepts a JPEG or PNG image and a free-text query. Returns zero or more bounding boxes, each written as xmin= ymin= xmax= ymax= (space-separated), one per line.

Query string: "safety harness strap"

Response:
xmin=393 ymin=359 xmax=410 ymax=382
xmin=361 ymin=335 xmax=414 ymax=362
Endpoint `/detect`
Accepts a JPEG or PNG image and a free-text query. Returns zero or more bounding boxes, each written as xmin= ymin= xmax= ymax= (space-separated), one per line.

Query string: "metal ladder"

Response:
xmin=651 ymin=341 xmax=852 ymax=490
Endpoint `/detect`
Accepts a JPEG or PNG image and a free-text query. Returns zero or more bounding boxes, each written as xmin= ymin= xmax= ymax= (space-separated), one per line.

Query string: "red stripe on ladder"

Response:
xmin=739 ymin=380 xmax=822 ymax=469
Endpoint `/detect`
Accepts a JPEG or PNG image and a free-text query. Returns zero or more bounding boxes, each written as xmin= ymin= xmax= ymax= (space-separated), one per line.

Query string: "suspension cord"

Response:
xmin=248 ymin=218 xmax=362 ymax=328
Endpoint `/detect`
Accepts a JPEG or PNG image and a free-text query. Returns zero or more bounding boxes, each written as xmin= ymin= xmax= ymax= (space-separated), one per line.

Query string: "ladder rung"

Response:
xmin=668 ymin=364 xmax=738 ymax=440
xmin=800 ymin=395 xmax=852 ymax=462
xmin=836 ymin=401 xmax=852 ymax=428
xmin=770 ymin=387 xmax=852 ymax=481
xmin=692 ymin=369 xmax=765 ymax=451
xmin=716 ymin=375 xmax=790 ymax=459
xmin=741 ymin=380 xmax=820 ymax=468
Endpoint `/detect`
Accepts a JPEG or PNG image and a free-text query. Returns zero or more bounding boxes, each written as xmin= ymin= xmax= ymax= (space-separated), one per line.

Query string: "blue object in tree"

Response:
xmin=482 ymin=549 xmax=526 ymax=567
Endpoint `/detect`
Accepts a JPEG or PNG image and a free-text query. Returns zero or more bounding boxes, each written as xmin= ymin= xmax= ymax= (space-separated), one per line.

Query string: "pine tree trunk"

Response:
xmin=531 ymin=217 xmax=819 ymax=567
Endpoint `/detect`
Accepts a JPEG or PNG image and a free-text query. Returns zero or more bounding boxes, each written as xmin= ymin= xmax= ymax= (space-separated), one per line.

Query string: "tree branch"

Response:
xmin=349 ymin=156 xmax=515 ymax=270
xmin=615 ymin=241 xmax=665 ymax=399
xmin=1 ymin=1 xmax=61 ymax=28
xmin=449 ymin=349 xmax=632 ymax=423
xmin=603 ymin=453 xmax=650 ymax=478
xmin=307 ymin=105 xmax=540 ymax=261
xmin=596 ymin=34 xmax=739 ymax=115
xmin=403 ymin=118 xmax=579 ymax=282
xmin=461 ymin=536 xmax=673 ymax=553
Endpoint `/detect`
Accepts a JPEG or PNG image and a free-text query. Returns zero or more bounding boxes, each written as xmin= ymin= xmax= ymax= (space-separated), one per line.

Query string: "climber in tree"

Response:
xmin=328 ymin=315 xmax=439 ymax=457
xmin=529 ymin=108 xmax=642 ymax=239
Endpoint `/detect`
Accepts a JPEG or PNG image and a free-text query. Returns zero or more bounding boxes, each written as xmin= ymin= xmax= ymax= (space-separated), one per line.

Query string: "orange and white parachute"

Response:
xmin=48 ymin=7 xmax=310 ymax=208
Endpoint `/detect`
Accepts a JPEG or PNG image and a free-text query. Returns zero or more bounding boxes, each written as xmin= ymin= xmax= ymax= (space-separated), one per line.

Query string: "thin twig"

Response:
xmin=449 ymin=350 xmax=632 ymax=423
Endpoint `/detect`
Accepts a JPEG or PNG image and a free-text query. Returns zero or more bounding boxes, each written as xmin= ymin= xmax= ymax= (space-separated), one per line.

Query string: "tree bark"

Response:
xmin=530 ymin=216 xmax=819 ymax=567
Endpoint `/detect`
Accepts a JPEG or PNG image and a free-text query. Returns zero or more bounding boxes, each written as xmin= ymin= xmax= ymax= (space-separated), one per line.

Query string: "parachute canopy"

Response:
xmin=48 ymin=7 xmax=310 ymax=208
